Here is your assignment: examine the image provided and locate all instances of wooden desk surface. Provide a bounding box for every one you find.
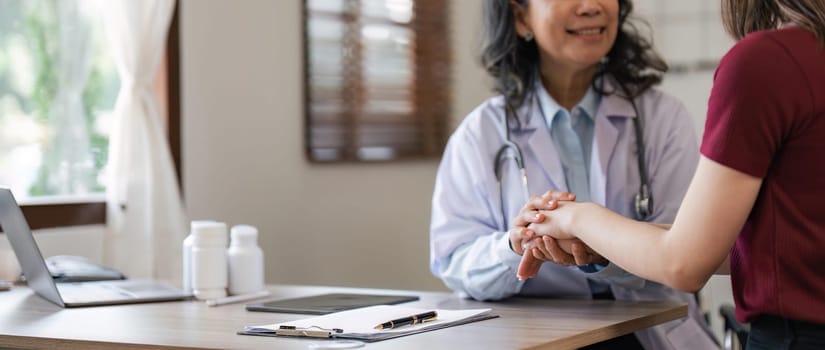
[0,284,686,350]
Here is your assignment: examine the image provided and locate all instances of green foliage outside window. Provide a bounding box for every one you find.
[0,0,119,199]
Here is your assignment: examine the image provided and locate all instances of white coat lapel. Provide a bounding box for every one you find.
[517,95,567,193]
[589,91,637,206]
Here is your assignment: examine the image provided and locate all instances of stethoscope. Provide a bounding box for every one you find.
[495,93,652,223]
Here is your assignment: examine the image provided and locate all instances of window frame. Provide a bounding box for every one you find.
[302,0,451,163]
[16,3,182,231]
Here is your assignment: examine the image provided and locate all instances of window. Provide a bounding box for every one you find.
[304,0,450,162]
[0,0,180,229]
[635,1,731,73]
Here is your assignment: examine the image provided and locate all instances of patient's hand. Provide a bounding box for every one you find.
[509,191,576,249]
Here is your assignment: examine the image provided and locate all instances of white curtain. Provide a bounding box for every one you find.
[48,0,95,195]
[100,0,185,281]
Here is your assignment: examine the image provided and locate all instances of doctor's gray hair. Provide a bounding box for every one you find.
[480,0,668,111]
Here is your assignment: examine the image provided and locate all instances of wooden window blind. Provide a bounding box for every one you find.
[304,0,450,162]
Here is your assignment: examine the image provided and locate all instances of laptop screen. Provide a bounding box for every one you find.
[0,188,65,306]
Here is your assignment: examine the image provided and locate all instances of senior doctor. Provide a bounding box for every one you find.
[429,0,716,349]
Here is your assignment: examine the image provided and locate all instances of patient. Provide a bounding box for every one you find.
[517,1,825,349]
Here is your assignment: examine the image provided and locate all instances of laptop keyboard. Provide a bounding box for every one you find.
[57,283,137,303]
[55,280,186,304]
[116,281,173,293]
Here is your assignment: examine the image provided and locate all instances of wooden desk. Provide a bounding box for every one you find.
[0,284,686,350]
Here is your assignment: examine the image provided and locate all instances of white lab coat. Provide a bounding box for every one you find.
[430,80,718,349]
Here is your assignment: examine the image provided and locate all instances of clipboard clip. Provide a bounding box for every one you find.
[276,325,344,338]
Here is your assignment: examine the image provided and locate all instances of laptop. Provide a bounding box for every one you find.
[1,187,190,307]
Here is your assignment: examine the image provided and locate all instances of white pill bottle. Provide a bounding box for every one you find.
[227,225,264,295]
[191,221,229,300]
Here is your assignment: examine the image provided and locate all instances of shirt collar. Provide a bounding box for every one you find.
[535,78,601,128]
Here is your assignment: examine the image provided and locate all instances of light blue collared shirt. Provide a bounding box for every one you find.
[536,82,600,202]
[536,83,608,291]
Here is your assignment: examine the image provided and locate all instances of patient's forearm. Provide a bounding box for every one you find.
[649,223,729,274]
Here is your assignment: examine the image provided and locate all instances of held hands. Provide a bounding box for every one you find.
[507,191,570,255]
[508,191,605,280]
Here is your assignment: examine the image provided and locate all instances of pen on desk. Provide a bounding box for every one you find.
[374,311,438,330]
[206,290,271,307]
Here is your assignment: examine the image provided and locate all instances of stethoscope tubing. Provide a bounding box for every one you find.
[494,93,652,227]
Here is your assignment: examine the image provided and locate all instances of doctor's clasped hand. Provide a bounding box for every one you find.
[511,192,596,248]
[512,190,604,280]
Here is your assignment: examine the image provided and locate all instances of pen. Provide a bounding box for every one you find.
[374,311,438,330]
[206,290,271,307]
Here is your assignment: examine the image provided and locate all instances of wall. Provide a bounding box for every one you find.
[179,0,490,291]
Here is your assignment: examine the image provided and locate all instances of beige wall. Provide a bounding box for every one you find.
[179,0,489,291]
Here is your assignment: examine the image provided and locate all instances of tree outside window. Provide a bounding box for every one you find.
[0,0,118,204]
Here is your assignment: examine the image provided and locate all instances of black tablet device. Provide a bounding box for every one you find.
[245,293,420,314]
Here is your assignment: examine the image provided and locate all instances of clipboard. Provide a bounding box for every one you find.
[271,325,343,338]
[239,305,497,342]
[245,293,419,314]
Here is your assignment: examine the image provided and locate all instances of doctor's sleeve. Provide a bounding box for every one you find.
[429,124,525,301]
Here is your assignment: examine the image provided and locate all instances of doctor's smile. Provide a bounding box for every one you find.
[566,27,605,35]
